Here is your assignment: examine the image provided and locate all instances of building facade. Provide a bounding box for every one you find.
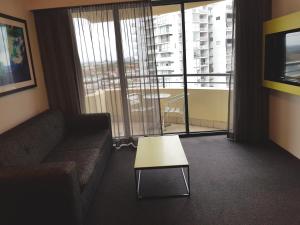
[153,0,233,89]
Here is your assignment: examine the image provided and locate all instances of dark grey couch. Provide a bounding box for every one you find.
[0,110,112,225]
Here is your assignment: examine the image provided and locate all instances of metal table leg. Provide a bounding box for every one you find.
[135,166,190,199]
[181,166,190,196]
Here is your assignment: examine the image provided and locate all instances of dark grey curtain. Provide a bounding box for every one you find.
[228,0,272,142]
[34,9,85,116]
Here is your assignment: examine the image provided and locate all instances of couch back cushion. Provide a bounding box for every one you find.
[0,110,65,166]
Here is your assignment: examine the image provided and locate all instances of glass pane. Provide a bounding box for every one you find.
[185,0,233,132]
[72,9,125,137]
[119,8,161,136]
[152,4,186,133]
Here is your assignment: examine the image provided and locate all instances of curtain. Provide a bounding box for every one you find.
[70,1,162,143]
[34,9,85,116]
[227,0,271,143]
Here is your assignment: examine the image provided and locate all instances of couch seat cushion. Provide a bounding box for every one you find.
[44,148,101,190]
[53,129,110,152]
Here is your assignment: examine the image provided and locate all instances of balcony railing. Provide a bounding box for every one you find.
[157,73,230,88]
[83,73,231,95]
[83,73,230,133]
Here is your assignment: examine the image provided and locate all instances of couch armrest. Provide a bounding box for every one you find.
[0,162,82,225]
[67,113,112,134]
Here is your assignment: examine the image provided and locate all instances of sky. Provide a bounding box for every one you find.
[73,15,142,63]
[286,31,300,47]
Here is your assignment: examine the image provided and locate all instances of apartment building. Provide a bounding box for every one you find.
[153,0,233,88]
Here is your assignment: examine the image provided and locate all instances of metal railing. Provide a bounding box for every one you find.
[82,73,231,93]
[157,73,231,88]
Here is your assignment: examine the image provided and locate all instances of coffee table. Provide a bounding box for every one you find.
[134,135,190,199]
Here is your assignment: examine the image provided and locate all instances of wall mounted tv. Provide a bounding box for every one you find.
[265,29,300,86]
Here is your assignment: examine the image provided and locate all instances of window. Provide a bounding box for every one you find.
[226,39,233,44]
[195,58,201,67]
[157,43,169,52]
[193,13,200,21]
[159,61,172,67]
[216,16,220,20]
[226,13,233,19]
[194,49,201,58]
[227,22,233,28]
[161,53,172,57]
[158,25,170,34]
[160,35,170,43]
[193,32,200,41]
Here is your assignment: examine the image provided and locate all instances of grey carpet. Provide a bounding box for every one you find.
[85,135,300,225]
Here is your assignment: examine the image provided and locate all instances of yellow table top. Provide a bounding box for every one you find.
[134,135,189,169]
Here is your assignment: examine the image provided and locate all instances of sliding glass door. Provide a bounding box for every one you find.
[72,0,234,137]
[71,3,161,140]
[152,4,186,133]
[184,1,233,133]
[153,0,233,135]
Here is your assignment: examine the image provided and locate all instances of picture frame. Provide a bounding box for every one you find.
[0,13,36,97]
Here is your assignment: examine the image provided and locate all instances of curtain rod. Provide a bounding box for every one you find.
[32,0,149,12]
[152,0,218,7]
[32,0,215,12]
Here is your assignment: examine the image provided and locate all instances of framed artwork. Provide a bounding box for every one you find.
[0,13,36,97]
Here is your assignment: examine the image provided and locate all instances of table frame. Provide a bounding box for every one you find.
[134,164,190,200]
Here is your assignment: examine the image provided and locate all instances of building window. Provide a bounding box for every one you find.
[193,32,200,41]
[195,59,201,67]
[160,35,170,43]
[226,39,233,44]
[193,13,200,21]
[200,15,206,20]
[216,16,220,20]
[161,53,172,57]
[226,13,233,19]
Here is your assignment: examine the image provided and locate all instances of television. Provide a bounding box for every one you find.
[265,29,300,85]
[285,31,300,82]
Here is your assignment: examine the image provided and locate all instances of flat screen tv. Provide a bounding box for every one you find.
[285,31,300,82]
[265,29,300,85]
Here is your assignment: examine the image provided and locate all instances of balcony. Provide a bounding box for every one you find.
[226,26,233,31]
[194,51,209,58]
[83,74,229,136]
[194,19,208,24]
[226,33,232,39]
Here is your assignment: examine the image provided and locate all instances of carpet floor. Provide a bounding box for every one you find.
[85,135,300,225]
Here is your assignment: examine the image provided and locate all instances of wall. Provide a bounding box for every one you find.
[269,0,300,158]
[0,0,49,134]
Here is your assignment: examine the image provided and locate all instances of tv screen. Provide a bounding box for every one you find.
[285,31,300,83]
[265,29,300,85]
[264,33,285,82]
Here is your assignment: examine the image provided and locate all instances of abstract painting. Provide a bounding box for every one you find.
[0,13,36,97]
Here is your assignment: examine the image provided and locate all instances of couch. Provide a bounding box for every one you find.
[0,110,112,225]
